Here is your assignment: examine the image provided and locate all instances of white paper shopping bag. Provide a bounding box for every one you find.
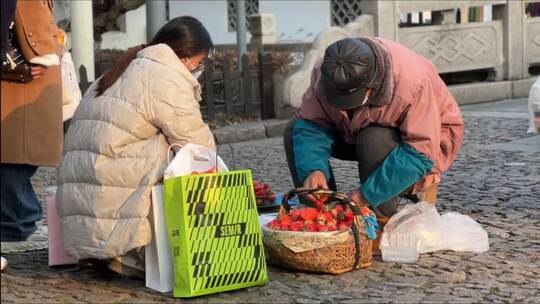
[145,185,174,292]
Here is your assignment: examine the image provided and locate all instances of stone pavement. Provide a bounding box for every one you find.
[2,98,539,303]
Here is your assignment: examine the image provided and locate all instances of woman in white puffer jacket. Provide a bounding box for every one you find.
[57,17,215,260]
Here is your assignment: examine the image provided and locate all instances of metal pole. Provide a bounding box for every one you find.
[236,0,248,107]
[70,0,95,81]
[236,0,247,71]
[146,0,167,42]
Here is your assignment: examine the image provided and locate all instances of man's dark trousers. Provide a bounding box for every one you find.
[283,119,405,217]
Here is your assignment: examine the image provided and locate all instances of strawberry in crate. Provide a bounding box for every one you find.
[253,180,276,206]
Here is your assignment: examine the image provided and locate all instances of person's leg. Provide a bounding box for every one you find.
[327,133,357,191]
[284,119,369,192]
[1,164,42,241]
[355,125,402,217]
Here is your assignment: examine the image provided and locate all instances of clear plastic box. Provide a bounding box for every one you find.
[380,232,421,263]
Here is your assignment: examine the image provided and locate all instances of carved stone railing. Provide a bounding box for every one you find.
[360,0,537,80]
[396,1,506,14]
[399,21,503,79]
[279,1,537,112]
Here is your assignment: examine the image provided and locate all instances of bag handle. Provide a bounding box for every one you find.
[166,143,184,164]
[278,188,360,215]
[278,188,366,269]
[166,143,235,174]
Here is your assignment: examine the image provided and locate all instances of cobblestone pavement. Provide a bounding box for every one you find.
[2,99,539,303]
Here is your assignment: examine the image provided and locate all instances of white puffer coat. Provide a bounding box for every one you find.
[57,44,215,259]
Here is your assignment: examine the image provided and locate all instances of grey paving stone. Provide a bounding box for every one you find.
[3,100,540,303]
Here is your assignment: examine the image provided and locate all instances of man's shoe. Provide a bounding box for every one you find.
[416,183,439,205]
[372,216,390,255]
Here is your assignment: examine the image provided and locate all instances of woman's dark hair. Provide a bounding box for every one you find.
[96,16,213,96]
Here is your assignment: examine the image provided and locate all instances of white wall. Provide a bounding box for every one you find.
[259,0,330,43]
[168,0,331,44]
[168,0,241,45]
[101,4,147,50]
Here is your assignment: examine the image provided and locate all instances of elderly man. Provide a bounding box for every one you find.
[284,37,463,217]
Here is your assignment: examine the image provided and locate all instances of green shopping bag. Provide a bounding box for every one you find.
[164,170,268,298]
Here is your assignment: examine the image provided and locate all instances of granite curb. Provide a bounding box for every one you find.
[214,95,534,145]
[213,119,290,144]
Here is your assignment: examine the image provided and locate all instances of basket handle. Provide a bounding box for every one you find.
[278,188,366,269]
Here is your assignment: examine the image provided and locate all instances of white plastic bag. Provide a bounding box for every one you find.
[438,212,489,253]
[383,202,441,254]
[61,52,82,121]
[383,202,490,257]
[527,77,540,134]
[259,212,278,227]
[163,143,228,179]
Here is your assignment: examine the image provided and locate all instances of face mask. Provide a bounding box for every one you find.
[191,67,204,80]
[185,57,205,79]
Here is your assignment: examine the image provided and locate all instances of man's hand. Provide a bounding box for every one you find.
[303,170,329,203]
[30,64,48,79]
[303,170,328,189]
[351,188,369,207]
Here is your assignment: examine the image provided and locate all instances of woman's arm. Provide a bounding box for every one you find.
[148,71,215,149]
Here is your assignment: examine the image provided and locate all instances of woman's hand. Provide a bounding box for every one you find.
[30,64,48,79]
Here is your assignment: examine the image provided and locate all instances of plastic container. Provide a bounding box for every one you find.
[380,232,421,263]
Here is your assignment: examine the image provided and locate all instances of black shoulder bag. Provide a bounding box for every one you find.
[1,24,32,83]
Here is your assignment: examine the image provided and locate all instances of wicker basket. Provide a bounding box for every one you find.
[262,188,373,274]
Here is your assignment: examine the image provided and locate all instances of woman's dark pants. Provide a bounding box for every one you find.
[1,164,42,241]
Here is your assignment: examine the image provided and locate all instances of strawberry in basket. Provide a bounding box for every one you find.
[266,189,377,235]
[262,188,378,274]
[253,180,276,206]
[267,204,357,232]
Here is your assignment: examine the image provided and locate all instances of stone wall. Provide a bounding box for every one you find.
[274,15,374,111]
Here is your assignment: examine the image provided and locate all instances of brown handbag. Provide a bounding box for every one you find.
[1,26,32,83]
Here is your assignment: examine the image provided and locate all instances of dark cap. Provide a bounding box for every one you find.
[321,38,377,110]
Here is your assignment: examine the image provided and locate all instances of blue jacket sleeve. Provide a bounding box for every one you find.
[360,142,434,207]
[292,119,335,182]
